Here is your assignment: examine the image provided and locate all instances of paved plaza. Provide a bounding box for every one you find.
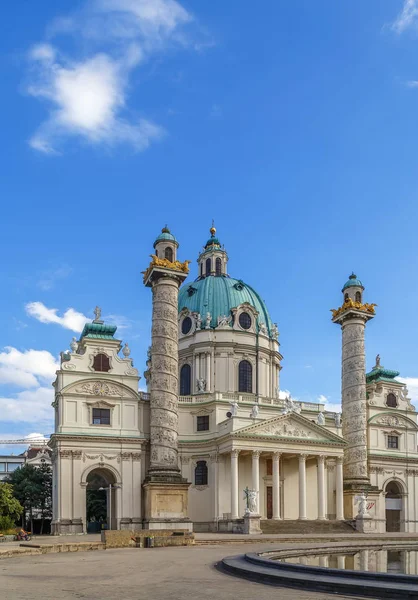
[1,542,367,600]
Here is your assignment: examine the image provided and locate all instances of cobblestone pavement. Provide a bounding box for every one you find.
[1,542,367,600]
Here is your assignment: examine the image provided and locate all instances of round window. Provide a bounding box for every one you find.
[181,317,192,335]
[239,312,252,330]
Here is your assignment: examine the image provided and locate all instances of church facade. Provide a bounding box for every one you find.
[50,227,418,534]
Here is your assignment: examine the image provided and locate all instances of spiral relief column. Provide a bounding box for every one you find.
[149,277,182,477]
[332,273,376,518]
[142,227,192,530]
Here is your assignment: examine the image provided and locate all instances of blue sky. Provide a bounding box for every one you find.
[1,0,418,448]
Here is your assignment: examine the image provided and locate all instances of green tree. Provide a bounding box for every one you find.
[7,464,52,534]
[0,482,23,529]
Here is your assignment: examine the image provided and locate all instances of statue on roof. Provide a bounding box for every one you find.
[375,354,381,368]
[93,306,104,324]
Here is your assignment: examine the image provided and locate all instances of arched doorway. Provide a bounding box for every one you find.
[86,468,117,533]
[385,481,403,532]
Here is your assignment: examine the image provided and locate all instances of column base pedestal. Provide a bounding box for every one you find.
[143,481,193,532]
[51,518,84,535]
[343,484,377,520]
[356,516,375,534]
[243,514,262,534]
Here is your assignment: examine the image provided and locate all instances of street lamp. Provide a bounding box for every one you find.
[98,484,120,530]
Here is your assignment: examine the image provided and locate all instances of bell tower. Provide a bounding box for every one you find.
[332,274,377,513]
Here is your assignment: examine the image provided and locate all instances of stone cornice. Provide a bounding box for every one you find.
[49,433,147,446]
[368,453,418,463]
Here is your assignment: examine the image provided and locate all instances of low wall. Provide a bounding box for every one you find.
[0,535,15,543]
[102,529,194,548]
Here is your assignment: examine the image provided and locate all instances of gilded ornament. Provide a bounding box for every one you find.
[330,298,377,319]
[142,254,191,282]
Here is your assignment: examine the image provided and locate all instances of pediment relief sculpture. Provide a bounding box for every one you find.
[234,412,346,444]
[253,419,319,439]
[67,380,138,399]
[372,414,417,429]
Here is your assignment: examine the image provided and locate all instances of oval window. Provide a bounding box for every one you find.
[239,312,252,330]
[182,317,192,335]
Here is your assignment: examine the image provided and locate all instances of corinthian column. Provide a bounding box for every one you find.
[298,454,307,520]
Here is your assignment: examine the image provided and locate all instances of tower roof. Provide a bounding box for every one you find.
[79,322,117,340]
[204,224,222,251]
[153,226,179,248]
[366,366,400,384]
[366,356,400,383]
[342,272,364,292]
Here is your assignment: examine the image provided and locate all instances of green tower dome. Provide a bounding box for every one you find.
[342,272,364,292]
[153,226,179,248]
[178,276,274,335]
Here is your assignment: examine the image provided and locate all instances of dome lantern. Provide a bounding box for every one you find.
[342,272,364,304]
[197,223,228,278]
[153,226,179,263]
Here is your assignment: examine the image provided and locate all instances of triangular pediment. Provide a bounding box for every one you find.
[233,412,345,446]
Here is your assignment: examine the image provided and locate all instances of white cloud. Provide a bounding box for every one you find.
[25,301,88,333]
[317,394,341,413]
[104,313,132,330]
[0,366,38,388]
[392,0,418,33]
[0,347,59,381]
[397,377,418,405]
[29,43,56,63]
[0,387,54,424]
[26,0,194,153]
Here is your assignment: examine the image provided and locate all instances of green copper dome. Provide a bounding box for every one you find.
[342,272,364,292]
[153,226,178,248]
[178,275,274,335]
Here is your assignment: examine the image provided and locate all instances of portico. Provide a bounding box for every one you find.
[226,448,344,521]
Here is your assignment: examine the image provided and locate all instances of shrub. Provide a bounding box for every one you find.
[0,515,17,532]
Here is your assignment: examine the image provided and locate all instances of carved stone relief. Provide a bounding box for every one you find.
[340,320,369,481]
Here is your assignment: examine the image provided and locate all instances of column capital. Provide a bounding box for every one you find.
[231,449,240,458]
[336,455,344,465]
[273,451,281,462]
[317,454,326,465]
[298,453,308,463]
[252,450,261,459]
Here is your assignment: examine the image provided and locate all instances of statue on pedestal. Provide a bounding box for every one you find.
[197,378,206,392]
[251,403,259,419]
[317,412,325,426]
[243,487,258,514]
[355,492,370,518]
[230,400,239,416]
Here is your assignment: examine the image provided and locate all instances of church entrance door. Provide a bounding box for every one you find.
[266,486,273,519]
[385,481,402,533]
[86,468,117,533]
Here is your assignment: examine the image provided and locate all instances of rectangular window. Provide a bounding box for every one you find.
[266,458,272,476]
[7,463,21,472]
[92,408,111,425]
[197,415,210,431]
[388,435,399,449]
[0,463,5,472]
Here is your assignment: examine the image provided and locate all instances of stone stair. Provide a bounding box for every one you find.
[260,519,356,535]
